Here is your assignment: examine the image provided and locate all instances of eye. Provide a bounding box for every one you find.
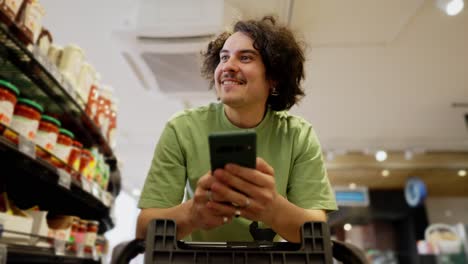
[240,55,253,62]
[220,55,229,62]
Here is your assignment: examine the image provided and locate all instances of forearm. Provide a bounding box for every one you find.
[136,200,194,239]
[269,196,327,243]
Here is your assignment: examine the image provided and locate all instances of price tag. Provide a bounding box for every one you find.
[57,169,71,189]
[92,182,101,199]
[81,178,92,193]
[101,191,113,207]
[18,135,36,159]
[53,239,66,256]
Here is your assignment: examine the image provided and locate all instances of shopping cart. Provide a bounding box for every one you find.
[111,219,368,264]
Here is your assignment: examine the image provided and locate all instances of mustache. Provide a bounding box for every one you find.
[220,73,246,83]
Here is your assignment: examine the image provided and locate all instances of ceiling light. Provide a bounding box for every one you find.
[447,0,464,15]
[458,169,467,177]
[344,223,352,231]
[404,150,414,160]
[381,169,390,177]
[437,0,465,16]
[349,183,357,190]
[375,150,387,162]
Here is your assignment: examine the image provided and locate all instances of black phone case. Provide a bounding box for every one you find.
[209,131,256,171]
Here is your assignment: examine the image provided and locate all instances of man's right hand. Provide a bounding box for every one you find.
[189,171,238,230]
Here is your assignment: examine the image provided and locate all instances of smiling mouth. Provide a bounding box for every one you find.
[221,80,245,85]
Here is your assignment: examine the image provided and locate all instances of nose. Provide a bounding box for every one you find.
[221,57,239,72]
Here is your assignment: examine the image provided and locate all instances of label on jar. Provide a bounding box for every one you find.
[10,115,39,140]
[85,232,97,247]
[75,232,85,244]
[0,100,14,126]
[72,57,82,80]
[54,143,72,163]
[4,0,23,15]
[35,130,58,152]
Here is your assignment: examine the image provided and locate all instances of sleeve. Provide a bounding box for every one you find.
[138,122,187,209]
[287,125,338,212]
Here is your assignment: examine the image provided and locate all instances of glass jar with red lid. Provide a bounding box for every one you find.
[35,115,61,152]
[68,140,82,173]
[6,97,43,142]
[79,149,94,181]
[84,220,99,252]
[0,79,20,126]
[53,128,74,163]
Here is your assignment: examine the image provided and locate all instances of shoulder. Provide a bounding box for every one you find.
[167,103,219,127]
[269,110,320,146]
[270,110,313,131]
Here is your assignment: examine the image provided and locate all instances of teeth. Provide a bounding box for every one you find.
[223,80,240,85]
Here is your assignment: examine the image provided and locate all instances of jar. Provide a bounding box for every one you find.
[47,44,62,66]
[0,79,20,126]
[36,27,52,56]
[94,85,112,136]
[107,99,117,147]
[84,220,99,252]
[68,140,82,173]
[68,217,80,245]
[85,84,99,120]
[77,219,87,243]
[58,44,84,91]
[79,149,94,181]
[35,115,60,152]
[76,62,96,104]
[7,97,43,142]
[69,219,87,254]
[0,0,24,26]
[53,128,74,162]
[13,0,45,45]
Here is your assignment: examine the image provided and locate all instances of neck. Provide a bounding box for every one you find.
[224,103,267,128]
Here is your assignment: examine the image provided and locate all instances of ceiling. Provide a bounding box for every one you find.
[39,0,468,196]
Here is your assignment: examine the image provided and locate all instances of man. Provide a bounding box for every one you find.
[136,16,337,242]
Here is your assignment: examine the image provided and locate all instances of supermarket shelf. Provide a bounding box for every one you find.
[0,133,114,233]
[0,22,116,164]
[1,243,100,264]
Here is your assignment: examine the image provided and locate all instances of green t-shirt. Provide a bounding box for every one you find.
[138,103,337,241]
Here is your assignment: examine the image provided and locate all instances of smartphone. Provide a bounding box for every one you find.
[209,131,256,171]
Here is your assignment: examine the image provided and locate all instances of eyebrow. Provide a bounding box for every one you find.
[220,49,259,56]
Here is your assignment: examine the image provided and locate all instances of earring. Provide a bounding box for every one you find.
[271,87,279,96]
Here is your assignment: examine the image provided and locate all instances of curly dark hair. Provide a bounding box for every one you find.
[201,16,306,111]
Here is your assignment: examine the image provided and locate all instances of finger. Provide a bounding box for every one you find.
[202,215,231,229]
[223,164,274,189]
[196,171,215,190]
[202,210,233,229]
[213,169,257,196]
[211,181,251,206]
[206,201,237,216]
[255,157,274,176]
[193,185,209,203]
